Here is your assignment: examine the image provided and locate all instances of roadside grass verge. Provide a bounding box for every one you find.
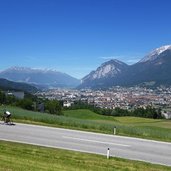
[0,140,171,171]
[0,106,171,142]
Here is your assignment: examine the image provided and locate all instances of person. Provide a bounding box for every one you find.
[3,110,11,123]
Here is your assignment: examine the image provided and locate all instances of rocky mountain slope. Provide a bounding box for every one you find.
[80,59,129,89]
[79,45,171,89]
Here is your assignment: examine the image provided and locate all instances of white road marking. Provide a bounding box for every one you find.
[63,136,131,147]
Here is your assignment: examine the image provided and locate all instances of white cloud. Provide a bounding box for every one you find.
[125,58,141,65]
[100,56,122,60]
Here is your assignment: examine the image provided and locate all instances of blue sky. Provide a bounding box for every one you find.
[0,0,171,79]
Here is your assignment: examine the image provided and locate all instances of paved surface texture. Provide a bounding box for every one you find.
[0,122,171,166]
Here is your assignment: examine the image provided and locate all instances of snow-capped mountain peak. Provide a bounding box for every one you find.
[6,66,31,71]
[139,45,171,63]
[156,45,171,54]
[1,66,62,74]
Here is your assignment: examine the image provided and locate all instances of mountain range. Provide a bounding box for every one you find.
[0,78,38,93]
[0,45,171,90]
[0,67,80,89]
[79,45,171,89]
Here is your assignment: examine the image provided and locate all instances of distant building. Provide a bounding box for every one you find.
[63,101,72,107]
[6,91,24,99]
[161,111,171,119]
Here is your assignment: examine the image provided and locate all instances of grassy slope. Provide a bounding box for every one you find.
[0,141,171,171]
[64,109,117,120]
[0,106,171,142]
[64,109,171,141]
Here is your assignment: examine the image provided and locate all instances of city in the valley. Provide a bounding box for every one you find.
[36,86,171,119]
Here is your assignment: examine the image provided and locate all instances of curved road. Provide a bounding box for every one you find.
[0,122,171,166]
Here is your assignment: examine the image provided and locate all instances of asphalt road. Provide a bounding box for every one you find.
[0,122,171,166]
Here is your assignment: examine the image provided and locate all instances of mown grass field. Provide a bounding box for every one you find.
[0,106,171,142]
[0,141,171,171]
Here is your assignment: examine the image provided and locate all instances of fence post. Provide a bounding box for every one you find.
[114,126,116,135]
[107,148,110,159]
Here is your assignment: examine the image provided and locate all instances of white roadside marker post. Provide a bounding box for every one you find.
[114,126,116,135]
[107,148,110,159]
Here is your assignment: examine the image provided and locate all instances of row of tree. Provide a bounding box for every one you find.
[0,91,16,105]
[65,100,163,119]
[0,90,62,115]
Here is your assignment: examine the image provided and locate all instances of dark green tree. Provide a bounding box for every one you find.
[45,100,62,115]
[0,91,6,104]
[17,98,33,110]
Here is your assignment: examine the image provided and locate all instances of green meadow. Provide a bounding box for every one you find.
[0,106,171,142]
[0,141,171,171]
